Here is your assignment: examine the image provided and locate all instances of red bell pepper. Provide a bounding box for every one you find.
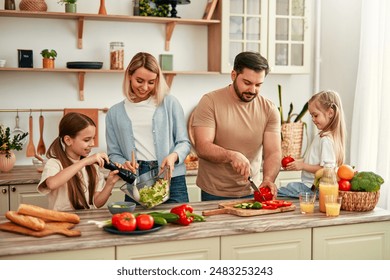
[262,200,293,209]
[170,204,194,226]
[254,186,273,202]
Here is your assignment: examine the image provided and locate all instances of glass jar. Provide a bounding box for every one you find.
[110,42,124,70]
[319,162,339,213]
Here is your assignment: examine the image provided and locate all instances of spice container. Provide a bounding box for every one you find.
[110,42,124,70]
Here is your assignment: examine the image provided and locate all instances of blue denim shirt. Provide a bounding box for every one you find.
[105,95,190,178]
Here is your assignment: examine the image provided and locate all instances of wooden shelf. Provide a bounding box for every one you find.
[0,68,219,100]
[0,10,220,50]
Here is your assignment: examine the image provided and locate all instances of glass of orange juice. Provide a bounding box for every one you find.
[299,192,316,214]
[325,195,342,217]
[319,183,339,212]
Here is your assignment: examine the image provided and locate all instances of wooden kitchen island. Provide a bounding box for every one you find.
[1,199,389,260]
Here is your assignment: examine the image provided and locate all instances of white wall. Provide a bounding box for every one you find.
[319,0,362,163]
[0,0,348,166]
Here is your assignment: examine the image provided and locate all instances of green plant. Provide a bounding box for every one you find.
[40,49,57,59]
[277,84,308,124]
[0,125,28,158]
[139,0,170,17]
[58,0,77,4]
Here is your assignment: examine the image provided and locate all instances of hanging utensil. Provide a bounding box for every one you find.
[26,111,36,157]
[36,111,46,155]
[10,110,27,145]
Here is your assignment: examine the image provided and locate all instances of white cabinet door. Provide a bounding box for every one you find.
[117,237,220,260]
[186,175,201,202]
[313,221,390,260]
[221,228,311,260]
[9,184,48,211]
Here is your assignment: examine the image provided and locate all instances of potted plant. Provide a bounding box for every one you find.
[277,84,309,159]
[40,49,57,69]
[58,0,77,13]
[0,125,28,172]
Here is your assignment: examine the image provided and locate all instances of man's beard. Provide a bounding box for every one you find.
[233,79,257,102]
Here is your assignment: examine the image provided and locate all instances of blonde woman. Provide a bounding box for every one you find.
[278,90,347,197]
[106,52,191,203]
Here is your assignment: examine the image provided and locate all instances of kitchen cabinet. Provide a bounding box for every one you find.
[186,174,201,202]
[275,170,301,187]
[0,183,48,215]
[313,221,390,260]
[0,10,220,100]
[219,0,311,74]
[221,228,311,260]
[116,237,220,260]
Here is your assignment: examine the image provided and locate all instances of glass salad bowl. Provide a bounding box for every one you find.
[120,167,170,209]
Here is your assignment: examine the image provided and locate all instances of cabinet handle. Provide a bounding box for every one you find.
[1,188,7,194]
[11,186,16,192]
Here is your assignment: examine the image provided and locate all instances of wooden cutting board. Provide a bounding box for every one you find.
[202,199,296,217]
[0,221,81,237]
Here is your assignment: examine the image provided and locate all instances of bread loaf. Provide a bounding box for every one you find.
[17,204,80,224]
[5,211,45,231]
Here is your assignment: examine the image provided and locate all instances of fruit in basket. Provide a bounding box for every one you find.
[338,179,352,191]
[337,164,355,180]
[350,171,384,192]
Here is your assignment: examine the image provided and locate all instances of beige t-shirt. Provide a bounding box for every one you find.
[192,85,280,197]
[37,158,105,211]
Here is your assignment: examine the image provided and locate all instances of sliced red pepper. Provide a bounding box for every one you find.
[261,204,278,210]
[170,204,194,226]
[263,200,293,208]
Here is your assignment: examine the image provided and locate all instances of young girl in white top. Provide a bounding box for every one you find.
[38,112,121,211]
[278,90,347,197]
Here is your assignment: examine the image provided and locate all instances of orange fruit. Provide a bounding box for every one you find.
[337,164,355,180]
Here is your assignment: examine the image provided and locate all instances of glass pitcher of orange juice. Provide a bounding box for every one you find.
[319,162,338,213]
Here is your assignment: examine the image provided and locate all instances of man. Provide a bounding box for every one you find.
[192,51,281,201]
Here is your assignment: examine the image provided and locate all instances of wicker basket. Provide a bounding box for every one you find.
[339,190,380,211]
[19,0,47,12]
[281,122,304,159]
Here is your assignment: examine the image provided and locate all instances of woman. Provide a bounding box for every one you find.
[105,52,191,203]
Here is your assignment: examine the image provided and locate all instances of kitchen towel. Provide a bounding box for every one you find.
[63,108,99,147]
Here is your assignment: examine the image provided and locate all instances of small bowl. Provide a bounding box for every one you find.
[120,167,170,209]
[32,158,47,173]
[107,201,136,214]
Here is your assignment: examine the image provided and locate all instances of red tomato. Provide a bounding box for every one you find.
[281,156,295,168]
[136,214,154,231]
[338,179,352,191]
[112,212,136,232]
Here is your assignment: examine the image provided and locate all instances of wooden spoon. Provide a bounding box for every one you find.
[36,112,46,155]
[26,114,36,157]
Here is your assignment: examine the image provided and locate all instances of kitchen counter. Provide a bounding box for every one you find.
[1,199,390,260]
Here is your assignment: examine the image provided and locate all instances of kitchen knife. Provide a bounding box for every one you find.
[248,176,266,201]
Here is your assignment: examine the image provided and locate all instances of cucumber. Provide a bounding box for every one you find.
[152,216,168,226]
[147,212,179,223]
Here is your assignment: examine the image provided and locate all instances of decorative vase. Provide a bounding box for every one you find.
[42,58,55,69]
[0,151,16,172]
[99,0,107,15]
[19,0,47,12]
[65,3,77,13]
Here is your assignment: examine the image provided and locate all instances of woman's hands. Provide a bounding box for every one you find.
[161,152,178,178]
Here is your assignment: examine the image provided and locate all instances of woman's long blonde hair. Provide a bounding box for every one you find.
[309,90,346,166]
[123,52,169,106]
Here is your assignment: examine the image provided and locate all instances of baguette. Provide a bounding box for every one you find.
[5,211,45,231]
[17,204,80,224]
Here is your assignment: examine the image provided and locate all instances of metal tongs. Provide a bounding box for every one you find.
[248,176,266,201]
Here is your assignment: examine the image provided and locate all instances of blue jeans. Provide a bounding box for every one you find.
[201,190,253,201]
[124,161,189,204]
[277,182,318,198]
